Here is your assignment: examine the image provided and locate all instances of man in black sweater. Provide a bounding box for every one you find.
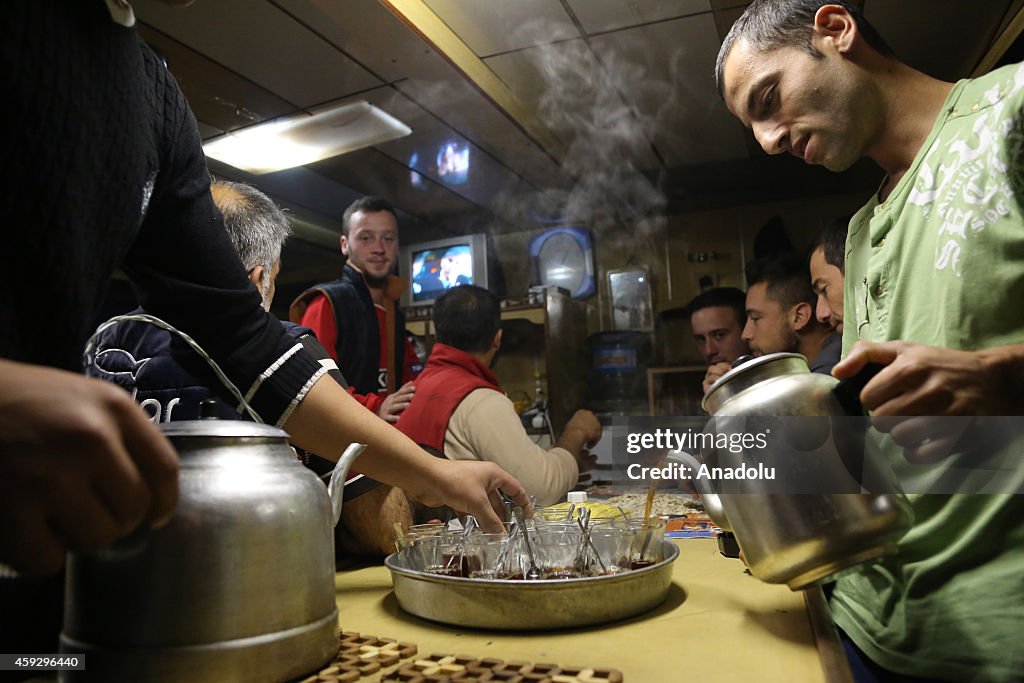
[0,1,528,658]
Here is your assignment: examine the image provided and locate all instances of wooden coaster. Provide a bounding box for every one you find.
[381,654,624,683]
[295,630,418,682]
[294,631,623,683]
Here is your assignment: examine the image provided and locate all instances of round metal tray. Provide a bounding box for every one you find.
[384,540,679,630]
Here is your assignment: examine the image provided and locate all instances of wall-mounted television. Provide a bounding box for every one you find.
[400,233,490,308]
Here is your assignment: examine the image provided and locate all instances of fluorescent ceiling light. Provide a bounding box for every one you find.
[203,101,412,174]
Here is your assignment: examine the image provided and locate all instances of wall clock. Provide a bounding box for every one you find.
[528,227,596,299]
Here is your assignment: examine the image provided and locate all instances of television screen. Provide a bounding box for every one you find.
[410,243,474,302]
[401,233,489,308]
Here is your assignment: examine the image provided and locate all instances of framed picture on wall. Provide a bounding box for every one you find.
[608,267,653,331]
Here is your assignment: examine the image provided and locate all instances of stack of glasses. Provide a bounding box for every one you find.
[394,513,666,580]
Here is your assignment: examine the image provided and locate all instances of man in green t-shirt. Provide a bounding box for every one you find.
[716,1,1024,681]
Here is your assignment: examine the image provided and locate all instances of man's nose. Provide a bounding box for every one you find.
[702,340,716,360]
[753,120,788,155]
[741,320,754,342]
[816,296,831,324]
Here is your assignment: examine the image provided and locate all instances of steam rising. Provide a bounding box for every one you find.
[494,24,673,243]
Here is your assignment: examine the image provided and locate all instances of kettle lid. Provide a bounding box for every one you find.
[160,419,289,440]
[702,352,810,414]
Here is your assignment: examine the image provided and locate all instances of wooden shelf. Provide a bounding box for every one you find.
[648,365,707,416]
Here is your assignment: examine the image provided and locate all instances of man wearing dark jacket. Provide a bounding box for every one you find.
[290,197,420,423]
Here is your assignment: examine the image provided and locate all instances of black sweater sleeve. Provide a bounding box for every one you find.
[120,42,323,426]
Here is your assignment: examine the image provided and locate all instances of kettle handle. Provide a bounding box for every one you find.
[664,452,731,532]
[832,363,886,416]
[328,443,368,527]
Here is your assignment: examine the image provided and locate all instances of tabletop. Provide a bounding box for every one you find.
[331,538,839,683]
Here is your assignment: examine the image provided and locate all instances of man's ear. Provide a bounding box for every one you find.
[791,302,813,332]
[813,4,857,54]
[493,328,503,351]
[339,233,349,257]
[248,265,265,289]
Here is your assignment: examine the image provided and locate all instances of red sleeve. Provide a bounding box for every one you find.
[349,387,384,415]
[298,294,338,361]
[403,335,422,381]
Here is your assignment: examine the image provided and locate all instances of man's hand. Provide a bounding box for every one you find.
[0,360,179,575]
[832,341,1024,462]
[574,447,598,474]
[378,382,416,423]
[564,410,602,448]
[410,458,531,532]
[553,410,602,482]
[833,340,1017,416]
[703,361,731,394]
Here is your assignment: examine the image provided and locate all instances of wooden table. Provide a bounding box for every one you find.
[333,538,848,682]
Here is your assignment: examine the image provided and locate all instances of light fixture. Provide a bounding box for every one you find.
[202,101,412,174]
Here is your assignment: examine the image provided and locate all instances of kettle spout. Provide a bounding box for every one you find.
[665,451,732,531]
[328,443,368,527]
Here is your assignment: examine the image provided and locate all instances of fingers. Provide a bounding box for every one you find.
[495,470,531,515]
[380,384,416,422]
[874,416,971,464]
[0,366,180,574]
[577,450,598,473]
[108,394,180,528]
[703,362,730,393]
[832,341,903,380]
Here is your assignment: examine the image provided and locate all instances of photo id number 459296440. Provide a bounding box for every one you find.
[0,654,85,671]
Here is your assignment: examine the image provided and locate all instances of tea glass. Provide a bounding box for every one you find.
[532,528,583,579]
[629,518,666,569]
[587,527,635,575]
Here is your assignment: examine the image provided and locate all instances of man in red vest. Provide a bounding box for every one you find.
[397,285,600,507]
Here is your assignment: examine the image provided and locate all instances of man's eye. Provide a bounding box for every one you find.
[762,86,776,113]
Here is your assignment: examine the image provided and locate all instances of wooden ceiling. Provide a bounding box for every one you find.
[132,0,1023,285]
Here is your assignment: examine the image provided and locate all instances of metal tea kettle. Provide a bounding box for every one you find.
[668,352,913,590]
[60,419,366,683]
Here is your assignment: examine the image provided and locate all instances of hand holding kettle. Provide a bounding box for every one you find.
[675,352,914,590]
[834,340,1020,462]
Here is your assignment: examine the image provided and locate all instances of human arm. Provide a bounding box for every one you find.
[122,73,527,530]
[284,379,530,530]
[833,340,1024,416]
[445,390,579,507]
[0,360,179,575]
[554,409,601,477]
[832,340,1024,462]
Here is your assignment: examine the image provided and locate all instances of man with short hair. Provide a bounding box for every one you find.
[809,217,849,334]
[718,1,1024,679]
[743,253,840,373]
[290,196,419,423]
[89,180,411,558]
[396,286,600,507]
[686,287,750,393]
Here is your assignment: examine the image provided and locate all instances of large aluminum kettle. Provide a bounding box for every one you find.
[669,352,913,590]
[60,419,366,683]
